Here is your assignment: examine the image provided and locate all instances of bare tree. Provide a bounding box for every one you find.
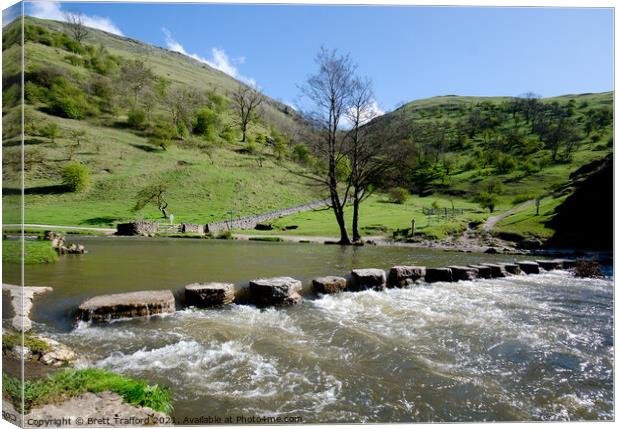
[230,83,264,142]
[64,12,89,43]
[121,59,156,105]
[298,47,357,245]
[345,77,385,242]
[164,86,202,131]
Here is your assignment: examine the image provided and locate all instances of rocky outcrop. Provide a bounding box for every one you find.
[78,290,176,322]
[185,283,234,307]
[312,276,347,294]
[387,266,426,287]
[518,261,540,274]
[249,277,302,306]
[448,266,478,281]
[37,337,77,367]
[425,268,453,283]
[2,284,53,332]
[350,269,387,291]
[468,265,492,279]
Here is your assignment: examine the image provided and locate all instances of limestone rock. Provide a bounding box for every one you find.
[448,266,478,281]
[249,277,302,306]
[425,267,453,283]
[312,276,347,294]
[503,263,522,275]
[37,337,77,367]
[78,290,176,322]
[387,266,426,287]
[468,265,492,279]
[185,283,235,307]
[518,261,540,274]
[481,263,507,278]
[536,260,564,271]
[350,269,387,291]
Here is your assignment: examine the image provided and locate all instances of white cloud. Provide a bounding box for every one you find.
[162,28,255,86]
[341,99,385,129]
[29,2,124,36]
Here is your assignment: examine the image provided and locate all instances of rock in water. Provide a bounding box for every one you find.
[351,269,387,290]
[185,283,235,307]
[482,263,507,278]
[503,263,522,275]
[425,268,453,283]
[468,265,492,279]
[387,266,426,287]
[518,261,540,274]
[312,276,347,294]
[536,260,564,271]
[78,290,176,322]
[448,266,478,281]
[249,277,302,306]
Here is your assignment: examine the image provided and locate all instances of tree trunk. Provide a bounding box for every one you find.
[242,123,247,142]
[352,191,361,242]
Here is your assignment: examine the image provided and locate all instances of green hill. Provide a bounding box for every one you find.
[2,16,318,227]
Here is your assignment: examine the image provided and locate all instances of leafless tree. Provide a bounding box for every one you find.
[345,77,385,242]
[164,86,202,130]
[230,83,264,142]
[120,58,156,105]
[64,12,89,43]
[298,47,357,245]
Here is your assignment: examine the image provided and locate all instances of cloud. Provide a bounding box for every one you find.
[29,2,124,36]
[341,99,385,129]
[162,28,255,86]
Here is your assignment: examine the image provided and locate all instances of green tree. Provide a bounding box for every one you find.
[62,162,90,192]
[474,192,498,213]
[42,122,61,145]
[133,183,170,219]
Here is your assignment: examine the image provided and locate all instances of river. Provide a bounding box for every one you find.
[3,237,614,422]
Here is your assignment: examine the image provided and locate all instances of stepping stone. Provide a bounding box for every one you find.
[448,266,478,281]
[503,263,522,275]
[249,277,302,306]
[78,290,175,322]
[312,276,347,294]
[536,260,564,271]
[351,269,387,291]
[185,282,235,307]
[425,267,453,283]
[469,265,492,279]
[387,266,426,288]
[560,259,577,269]
[518,261,540,274]
[481,263,507,278]
[2,284,53,332]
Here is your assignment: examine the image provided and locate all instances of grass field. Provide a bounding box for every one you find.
[2,239,59,264]
[493,194,568,240]
[237,193,490,240]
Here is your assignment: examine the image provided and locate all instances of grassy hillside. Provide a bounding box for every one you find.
[2,17,318,227]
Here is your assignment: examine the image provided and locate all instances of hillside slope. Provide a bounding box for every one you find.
[2,16,319,227]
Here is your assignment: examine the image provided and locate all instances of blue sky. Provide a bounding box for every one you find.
[21,1,614,111]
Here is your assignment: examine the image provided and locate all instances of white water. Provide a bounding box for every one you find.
[43,271,613,422]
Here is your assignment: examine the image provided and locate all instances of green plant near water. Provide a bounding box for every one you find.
[2,240,58,264]
[2,332,51,356]
[2,369,173,414]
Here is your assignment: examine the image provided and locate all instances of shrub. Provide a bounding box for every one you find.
[192,108,221,139]
[64,54,83,67]
[293,144,310,163]
[473,192,498,213]
[219,126,236,144]
[511,194,536,205]
[573,259,604,278]
[127,108,147,130]
[494,153,516,174]
[61,162,91,192]
[387,187,410,204]
[148,119,177,150]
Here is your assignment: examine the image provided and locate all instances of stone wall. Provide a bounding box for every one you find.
[181,223,205,234]
[116,221,159,236]
[206,199,330,233]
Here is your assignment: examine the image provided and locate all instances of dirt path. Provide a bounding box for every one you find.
[483,200,536,232]
[3,224,116,234]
